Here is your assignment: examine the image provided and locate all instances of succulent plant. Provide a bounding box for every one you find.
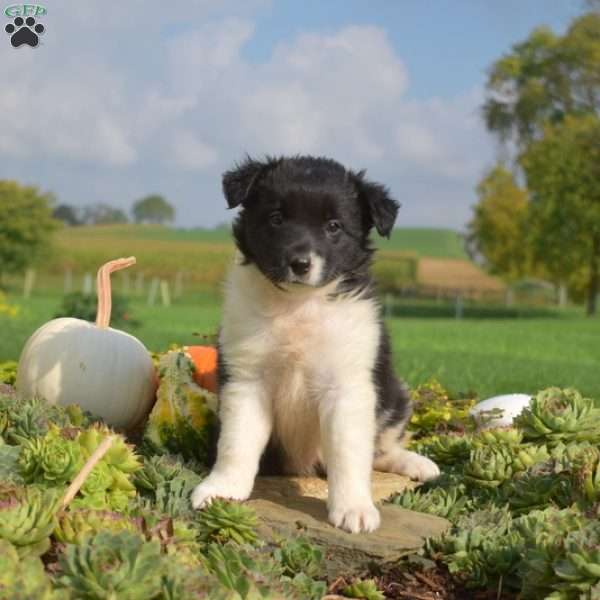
[18,426,83,486]
[516,506,588,599]
[53,509,138,545]
[428,506,521,588]
[282,573,326,600]
[196,499,259,546]
[471,427,524,447]
[0,484,60,558]
[273,537,323,579]
[57,531,164,600]
[78,426,142,474]
[410,433,472,465]
[134,454,187,493]
[0,443,22,483]
[0,394,91,446]
[203,542,288,599]
[551,520,600,596]
[502,461,572,513]
[0,539,65,600]
[343,579,385,600]
[392,484,473,522]
[464,445,515,488]
[515,388,600,445]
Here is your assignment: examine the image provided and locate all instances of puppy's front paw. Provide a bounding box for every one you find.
[396,450,440,482]
[329,500,381,534]
[191,473,253,509]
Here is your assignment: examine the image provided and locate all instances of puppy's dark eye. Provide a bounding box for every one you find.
[269,212,283,226]
[326,220,341,234]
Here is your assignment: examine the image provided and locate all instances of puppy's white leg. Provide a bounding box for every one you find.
[374,425,440,482]
[191,380,271,509]
[320,380,380,534]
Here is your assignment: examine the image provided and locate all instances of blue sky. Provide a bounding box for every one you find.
[0,0,585,231]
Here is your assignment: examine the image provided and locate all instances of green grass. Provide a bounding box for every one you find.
[2,292,598,400]
[374,227,468,259]
[388,313,600,399]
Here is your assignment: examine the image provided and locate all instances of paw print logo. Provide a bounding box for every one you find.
[5,16,45,48]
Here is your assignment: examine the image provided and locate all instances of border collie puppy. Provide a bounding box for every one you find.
[191,155,439,533]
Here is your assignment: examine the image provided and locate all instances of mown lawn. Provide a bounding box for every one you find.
[2,292,598,400]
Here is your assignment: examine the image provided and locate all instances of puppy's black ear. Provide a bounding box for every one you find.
[351,170,400,238]
[222,156,279,209]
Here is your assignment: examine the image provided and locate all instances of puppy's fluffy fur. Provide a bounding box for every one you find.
[192,156,439,533]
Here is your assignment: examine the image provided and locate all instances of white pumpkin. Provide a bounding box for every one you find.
[16,257,156,430]
[470,393,532,429]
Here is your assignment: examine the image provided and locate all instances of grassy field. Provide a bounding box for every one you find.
[2,291,598,399]
[55,224,468,259]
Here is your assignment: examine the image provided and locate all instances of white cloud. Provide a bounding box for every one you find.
[0,2,493,228]
[169,131,218,170]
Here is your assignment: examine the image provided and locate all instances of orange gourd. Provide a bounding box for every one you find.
[184,345,218,393]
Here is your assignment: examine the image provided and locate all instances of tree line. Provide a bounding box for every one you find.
[468,8,600,315]
[52,194,175,226]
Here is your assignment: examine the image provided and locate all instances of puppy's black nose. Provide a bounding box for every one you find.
[290,256,311,276]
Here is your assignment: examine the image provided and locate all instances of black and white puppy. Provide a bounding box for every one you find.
[191,155,439,533]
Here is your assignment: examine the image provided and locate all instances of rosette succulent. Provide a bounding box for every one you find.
[0,484,60,558]
[427,506,521,588]
[516,506,588,599]
[411,433,472,465]
[53,509,138,545]
[196,499,259,545]
[274,537,323,579]
[0,540,64,600]
[57,531,164,600]
[471,427,523,447]
[0,394,90,446]
[464,445,515,488]
[18,426,83,486]
[515,388,600,445]
[78,426,141,474]
[503,461,572,513]
[343,579,385,600]
[551,521,600,596]
[392,485,473,522]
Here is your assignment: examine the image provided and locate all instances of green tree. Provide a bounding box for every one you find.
[81,204,128,225]
[483,12,600,147]
[53,204,80,226]
[0,181,59,284]
[520,115,600,315]
[467,165,531,280]
[132,195,174,225]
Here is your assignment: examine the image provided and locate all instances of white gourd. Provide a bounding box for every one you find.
[16,257,157,430]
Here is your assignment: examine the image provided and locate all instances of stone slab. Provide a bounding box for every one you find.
[248,471,449,577]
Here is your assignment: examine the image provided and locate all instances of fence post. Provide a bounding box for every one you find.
[23,269,36,299]
[147,278,159,306]
[160,280,171,307]
[455,294,464,320]
[82,273,93,295]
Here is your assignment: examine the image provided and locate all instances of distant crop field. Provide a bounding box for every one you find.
[375,227,468,259]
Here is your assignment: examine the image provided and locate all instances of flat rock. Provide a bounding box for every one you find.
[252,470,417,503]
[249,471,449,577]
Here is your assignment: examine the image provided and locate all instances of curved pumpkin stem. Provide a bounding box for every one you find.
[96,257,136,329]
